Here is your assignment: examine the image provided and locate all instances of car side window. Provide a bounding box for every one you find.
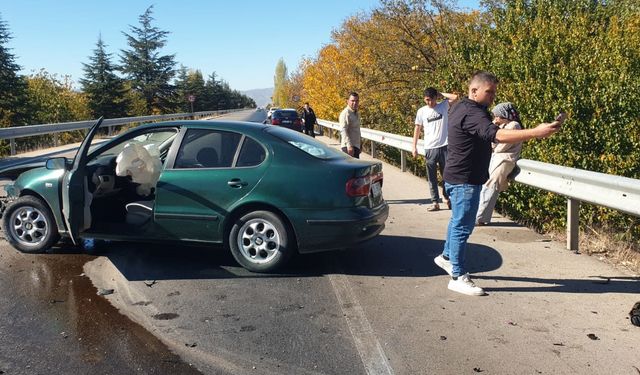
[236,137,266,167]
[174,129,241,169]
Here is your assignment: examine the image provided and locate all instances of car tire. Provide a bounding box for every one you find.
[228,210,294,273]
[2,196,60,253]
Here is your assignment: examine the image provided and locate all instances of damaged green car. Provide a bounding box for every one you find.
[1,119,388,272]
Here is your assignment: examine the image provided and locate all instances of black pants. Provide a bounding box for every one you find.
[304,122,315,137]
[341,146,361,159]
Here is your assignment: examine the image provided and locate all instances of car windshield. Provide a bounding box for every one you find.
[265,126,345,160]
[91,130,177,159]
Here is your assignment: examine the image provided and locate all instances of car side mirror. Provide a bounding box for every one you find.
[46,157,69,170]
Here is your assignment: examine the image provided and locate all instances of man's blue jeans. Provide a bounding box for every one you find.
[442,183,481,277]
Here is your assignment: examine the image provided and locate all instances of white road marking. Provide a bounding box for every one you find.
[328,273,395,375]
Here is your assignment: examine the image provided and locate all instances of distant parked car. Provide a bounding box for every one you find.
[270,109,303,132]
[1,119,388,272]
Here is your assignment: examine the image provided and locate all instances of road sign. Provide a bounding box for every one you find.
[188,95,195,103]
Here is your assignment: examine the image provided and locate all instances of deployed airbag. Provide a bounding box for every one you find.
[115,141,161,196]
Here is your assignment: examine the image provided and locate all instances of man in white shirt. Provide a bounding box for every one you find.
[339,92,362,158]
[412,87,458,211]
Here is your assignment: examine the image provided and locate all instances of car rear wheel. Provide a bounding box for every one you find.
[228,210,294,272]
[2,196,60,253]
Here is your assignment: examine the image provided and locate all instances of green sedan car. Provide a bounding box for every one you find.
[2,119,388,272]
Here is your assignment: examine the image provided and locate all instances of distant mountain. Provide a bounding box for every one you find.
[241,87,273,108]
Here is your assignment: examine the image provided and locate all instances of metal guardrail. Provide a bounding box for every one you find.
[0,109,241,155]
[317,118,640,251]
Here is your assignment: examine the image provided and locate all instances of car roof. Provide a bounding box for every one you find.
[131,120,270,135]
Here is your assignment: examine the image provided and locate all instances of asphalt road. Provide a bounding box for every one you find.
[1,109,639,374]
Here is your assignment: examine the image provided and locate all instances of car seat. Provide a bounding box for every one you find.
[115,142,161,226]
[125,200,153,225]
[196,147,219,168]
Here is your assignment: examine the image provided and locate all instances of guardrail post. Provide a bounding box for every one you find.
[400,150,406,172]
[53,133,59,147]
[371,140,376,159]
[567,198,580,251]
[108,126,113,137]
[10,138,16,156]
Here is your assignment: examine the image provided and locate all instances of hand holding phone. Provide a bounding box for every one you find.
[555,112,567,124]
[551,112,567,129]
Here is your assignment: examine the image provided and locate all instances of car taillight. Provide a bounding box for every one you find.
[272,118,281,125]
[371,171,383,185]
[346,175,371,197]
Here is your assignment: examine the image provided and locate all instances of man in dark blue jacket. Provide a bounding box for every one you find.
[434,71,566,296]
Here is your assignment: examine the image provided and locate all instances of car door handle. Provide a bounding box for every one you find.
[227,179,248,188]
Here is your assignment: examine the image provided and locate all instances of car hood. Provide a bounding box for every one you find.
[0,159,48,180]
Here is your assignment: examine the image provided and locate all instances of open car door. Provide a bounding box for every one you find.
[61,117,104,245]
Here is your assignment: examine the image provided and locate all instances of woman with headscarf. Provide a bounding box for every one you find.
[476,102,523,225]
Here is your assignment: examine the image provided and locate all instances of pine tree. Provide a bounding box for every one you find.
[119,5,176,114]
[80,36,128,119]
[204,72,222,110]
[174,66,207,112]
[0,14,27,127]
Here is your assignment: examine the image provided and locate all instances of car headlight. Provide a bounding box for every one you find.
[4,183,17,197]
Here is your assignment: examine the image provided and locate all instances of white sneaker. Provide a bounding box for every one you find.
[448,273,485,296]
[434,255,453,276]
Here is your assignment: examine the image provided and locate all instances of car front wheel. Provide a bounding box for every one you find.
[2,196,60,253]
[228,210,294,272]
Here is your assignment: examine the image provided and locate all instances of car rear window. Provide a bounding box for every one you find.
[274,110,298,119]
[265,127,345,160]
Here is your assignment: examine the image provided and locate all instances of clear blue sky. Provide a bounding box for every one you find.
[1,0,479,92]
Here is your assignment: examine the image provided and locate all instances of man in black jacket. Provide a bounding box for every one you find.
[301,102,317,138]
[433,71,566,296]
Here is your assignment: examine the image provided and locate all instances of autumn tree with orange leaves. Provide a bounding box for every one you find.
[282,0,640,242]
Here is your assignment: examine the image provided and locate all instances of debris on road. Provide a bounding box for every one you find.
[587,333,600,340]
[144,280,157,288]
[152,313,179,320]
[97,288,114,296]
[630,302,640,327]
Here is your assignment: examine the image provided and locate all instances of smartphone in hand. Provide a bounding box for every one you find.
[551,112,567,129]
[555,112,567,123]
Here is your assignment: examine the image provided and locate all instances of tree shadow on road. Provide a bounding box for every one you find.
[285,234,503,278]
[19,234,639,294]
[475,274,640,294]
[79,234,504,281]
[384,198,430,205]
[96,242,246,281]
